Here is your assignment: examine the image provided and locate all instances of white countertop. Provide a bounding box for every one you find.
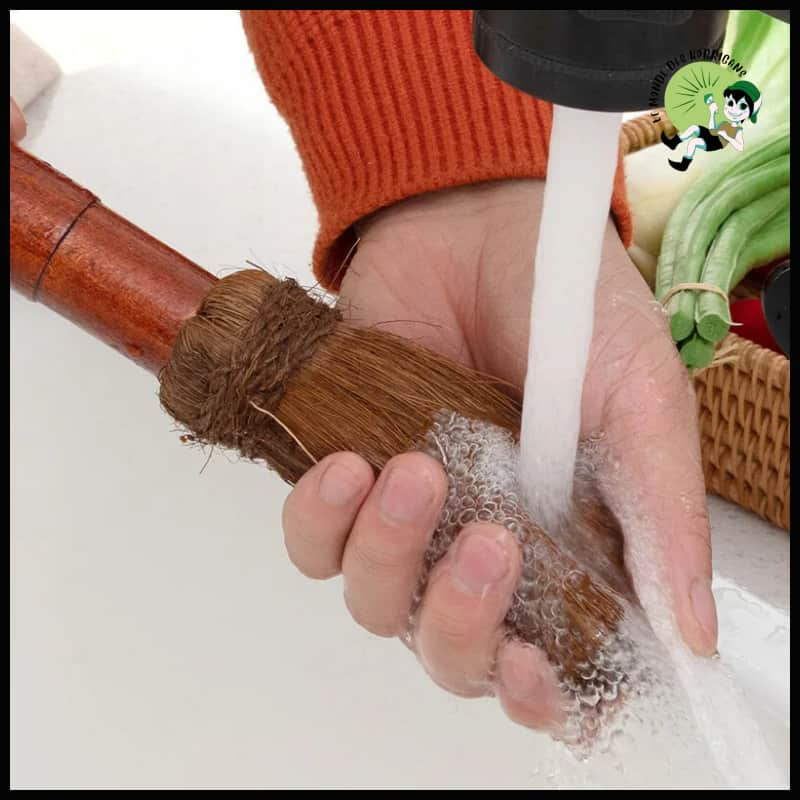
[10,10,789,789]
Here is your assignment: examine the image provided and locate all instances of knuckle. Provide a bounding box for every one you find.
[384,451,447,491]
[282,502,345,581]
[343,589,403,638]
[417,613,493,695]
[281,483,319,541]
[283,533,340,581]
[347,534,420,581]
[675,491,712,550]
[421,602,476,655]
[285,518,331,554]
[283,515,327,556]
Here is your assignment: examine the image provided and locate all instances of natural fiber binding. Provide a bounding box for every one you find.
[660,282,734,307]
[621,112,790,531]
[659,283,743,335]
[660,282,743,330]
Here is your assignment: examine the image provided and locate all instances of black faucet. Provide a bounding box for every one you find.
[473,11,789,111]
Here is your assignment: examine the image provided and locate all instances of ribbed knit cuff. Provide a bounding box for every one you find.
[242,10,632,291]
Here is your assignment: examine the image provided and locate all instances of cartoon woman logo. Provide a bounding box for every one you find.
[661,67,762,172]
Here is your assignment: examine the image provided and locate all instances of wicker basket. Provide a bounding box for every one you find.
[622,114,790,531]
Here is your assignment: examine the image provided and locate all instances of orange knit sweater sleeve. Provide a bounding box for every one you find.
[241,10,632,292]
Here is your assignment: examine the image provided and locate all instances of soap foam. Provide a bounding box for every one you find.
[411,412,787,788]
[412,412,668,756]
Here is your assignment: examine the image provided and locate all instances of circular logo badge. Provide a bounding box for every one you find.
[656,60,761,171]
[664,62,736,133]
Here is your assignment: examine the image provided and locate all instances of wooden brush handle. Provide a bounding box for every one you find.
[10,144,217,373]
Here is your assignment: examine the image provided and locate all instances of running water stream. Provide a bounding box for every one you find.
[518,105,621,531]
[517,105,787,787]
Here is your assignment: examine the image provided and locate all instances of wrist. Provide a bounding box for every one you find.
[357,178,627,275]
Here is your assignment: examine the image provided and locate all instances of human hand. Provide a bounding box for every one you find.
[10,97,27,142]
[282,179,717,731]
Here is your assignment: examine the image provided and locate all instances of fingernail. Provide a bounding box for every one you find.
[379,466,435,524]
[318,462,364,507]
[690,577,718,646]
[452,528,509,596]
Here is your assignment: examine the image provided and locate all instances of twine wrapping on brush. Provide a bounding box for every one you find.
[159,269,524,485]
[161,276,340,482]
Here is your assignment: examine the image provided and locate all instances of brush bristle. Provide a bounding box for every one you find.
[159,270,638,743]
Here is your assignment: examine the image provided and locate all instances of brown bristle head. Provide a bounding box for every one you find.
[159,270,638,739]
[160,269,522,483]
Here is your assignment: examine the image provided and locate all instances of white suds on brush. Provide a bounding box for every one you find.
[416,413,787,788]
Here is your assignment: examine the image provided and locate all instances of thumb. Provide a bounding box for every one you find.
[591,341,717,657]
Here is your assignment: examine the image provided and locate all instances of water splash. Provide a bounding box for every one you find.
[415,414,787,788]
[617,486,787,789]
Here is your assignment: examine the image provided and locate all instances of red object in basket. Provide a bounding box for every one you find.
[729,298,783,354]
